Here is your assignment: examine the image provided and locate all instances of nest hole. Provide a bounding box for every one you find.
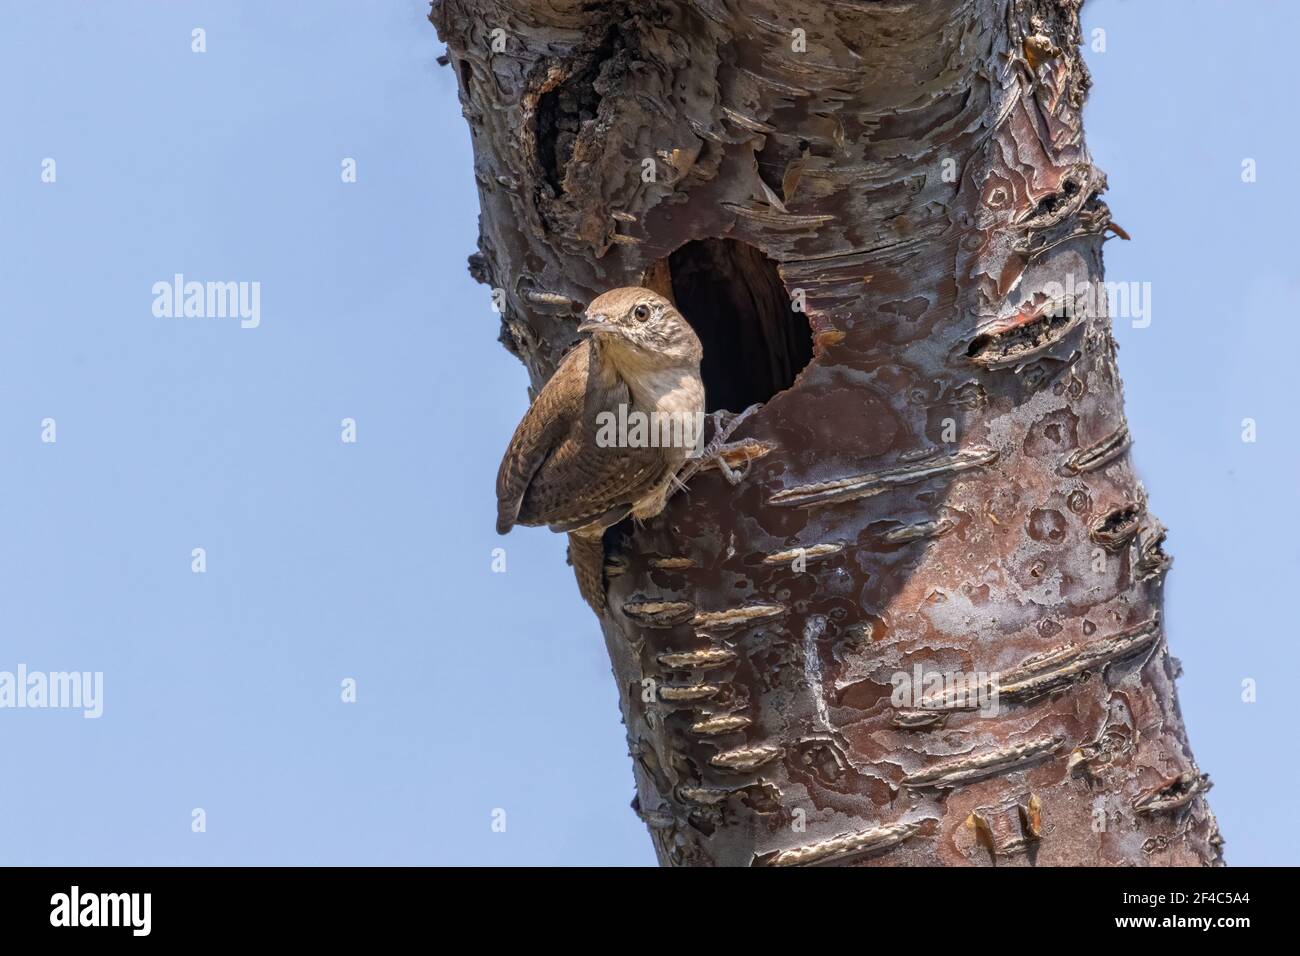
[658,238,812,413]
[534,34,621,196]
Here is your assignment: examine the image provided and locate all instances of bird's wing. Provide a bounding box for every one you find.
[495,344,589,534]
[495,342,668,534]
[525,430,665,532]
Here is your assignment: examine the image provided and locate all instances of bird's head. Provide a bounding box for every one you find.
[578,287,702,369]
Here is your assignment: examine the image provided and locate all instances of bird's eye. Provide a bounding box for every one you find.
[632,304,651,322]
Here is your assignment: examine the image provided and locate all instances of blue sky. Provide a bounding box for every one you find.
[0,1,1291,866]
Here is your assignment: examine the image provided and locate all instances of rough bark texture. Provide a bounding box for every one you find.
[433,0,1222,866]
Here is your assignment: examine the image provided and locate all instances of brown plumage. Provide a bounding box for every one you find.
[496,288,705,611]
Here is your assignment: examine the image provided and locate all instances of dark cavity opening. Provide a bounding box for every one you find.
[1029,176,1080,220]
[664,238,812,413]
[535,36,618,196]
[966,311,1074,366]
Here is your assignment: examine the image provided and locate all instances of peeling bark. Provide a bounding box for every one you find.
[433,0,1221,866]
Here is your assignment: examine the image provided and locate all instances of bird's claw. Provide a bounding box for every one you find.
[674,403,762,490]
[716,455,749,486]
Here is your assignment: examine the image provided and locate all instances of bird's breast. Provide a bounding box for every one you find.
[629,368,705,418]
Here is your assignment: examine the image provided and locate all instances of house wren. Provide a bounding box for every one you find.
[495,287,708,612]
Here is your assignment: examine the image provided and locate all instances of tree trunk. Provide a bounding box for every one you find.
[432,0,1222,866]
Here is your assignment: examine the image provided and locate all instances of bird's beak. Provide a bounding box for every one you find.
[577,312,613,335]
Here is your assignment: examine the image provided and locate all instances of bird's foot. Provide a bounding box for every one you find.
[675,404,762,490]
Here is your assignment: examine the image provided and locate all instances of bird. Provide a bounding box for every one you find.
[495,287,709,612]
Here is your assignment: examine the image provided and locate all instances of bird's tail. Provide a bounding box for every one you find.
[567,531,606,614]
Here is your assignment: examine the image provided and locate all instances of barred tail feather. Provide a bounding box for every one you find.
[567,532,606,613]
